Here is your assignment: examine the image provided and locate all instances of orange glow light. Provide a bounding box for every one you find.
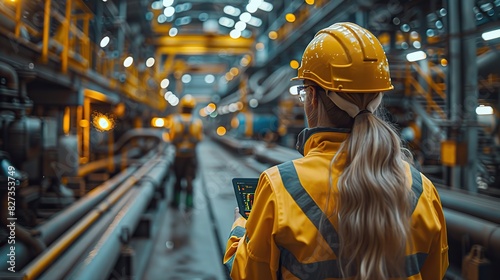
[268,31,278,40]
[285,13,296,23]
[216,126,227,136]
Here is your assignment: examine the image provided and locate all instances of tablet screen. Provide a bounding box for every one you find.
[232,178,259,219]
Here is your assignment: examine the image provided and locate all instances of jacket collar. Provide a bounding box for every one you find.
[296,127,350,156]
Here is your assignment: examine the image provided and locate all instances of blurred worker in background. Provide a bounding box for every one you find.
[224,22,448,279]
[169,94,203,210]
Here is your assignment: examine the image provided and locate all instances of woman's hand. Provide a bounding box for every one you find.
[234,207,243,222]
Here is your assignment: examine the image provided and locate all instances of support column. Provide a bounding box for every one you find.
[445,0,478,192]
[460,0,478,192]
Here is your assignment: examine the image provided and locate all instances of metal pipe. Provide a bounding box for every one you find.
[38,165,138,244]
[20,154,165,280]
[0,165,138,271]
[38,186,138,280]
[0,62,19,95]
[67,159,170,279]
[438,187,500,225]
[444,208,500,273]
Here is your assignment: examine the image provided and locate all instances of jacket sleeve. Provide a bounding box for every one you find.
[223,174,281,280]
[420,179,449,280]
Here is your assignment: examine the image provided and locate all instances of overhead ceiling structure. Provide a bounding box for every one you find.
[92,0,500,110]
[128,0,283,103]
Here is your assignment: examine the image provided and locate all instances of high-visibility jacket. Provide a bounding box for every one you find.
[224,127,448,280]
[170,113,203,156]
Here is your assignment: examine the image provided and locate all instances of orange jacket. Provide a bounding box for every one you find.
[224,128,448,279]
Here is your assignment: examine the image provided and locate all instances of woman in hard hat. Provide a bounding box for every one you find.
[224,22,448,279]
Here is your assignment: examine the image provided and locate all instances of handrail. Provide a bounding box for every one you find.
[0,0,167,111]
[405,61,447,119]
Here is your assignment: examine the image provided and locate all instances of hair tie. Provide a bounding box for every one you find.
[355,109,372,118]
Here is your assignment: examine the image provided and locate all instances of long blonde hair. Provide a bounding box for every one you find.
[330,92,414,280]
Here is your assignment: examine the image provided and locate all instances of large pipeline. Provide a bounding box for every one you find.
[0,165,138,271]
[17,148,172,280]
[0,128,166,271]
[438,186,500,225]
[445,208,500,276]
[64,150,172,279]
[37,183,139,280]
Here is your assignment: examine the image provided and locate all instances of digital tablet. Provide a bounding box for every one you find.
[232,178,259,219]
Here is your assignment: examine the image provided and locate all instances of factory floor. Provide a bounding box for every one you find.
[142,139,263,280]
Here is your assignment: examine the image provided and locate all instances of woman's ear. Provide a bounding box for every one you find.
[311,88,318,108]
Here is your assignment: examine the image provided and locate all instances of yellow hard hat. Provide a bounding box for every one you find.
[180,94,196,109]
[292,22,393,93]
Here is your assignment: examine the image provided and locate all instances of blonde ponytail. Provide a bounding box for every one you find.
[333,96,414,280]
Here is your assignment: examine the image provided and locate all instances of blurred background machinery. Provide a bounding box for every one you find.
[0,0,499,279]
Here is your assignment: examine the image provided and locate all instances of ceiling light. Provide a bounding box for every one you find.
[205,74,215,84]
[176,3,192,12]
[268,31,278,40]
[476,105,493,115]
[162,0,173,7]
[168,94,179,106]
[160,78,170,88]
[482,28,500,40]
[246,0,263,13]
[230,67,239,76]
[219,17,235,28]
[259,1,273,12]
[240,12,251,23]
[164,90,173,99]
[123,56,133,67]
[175,16,191,26]
[247,16,262,27]
[240,55,251,67]
[157,14,167,23]
[305,0,315,5]
[164,6,175,17]
[169,27,178,36]
[406,51,426,62]
[100,36,110,48]
[230,29,242,39]
[249,99,259,108]
[152,1,163,9]
[146,57,155,67]
[181,74,192,83]
[413,41,421,48]
[223,5,241,17]
[235,21,247,31]
[285,13,296,23]
[255,42,265,51]
[199,13,209,21]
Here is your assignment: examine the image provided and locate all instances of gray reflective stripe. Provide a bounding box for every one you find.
[224,254,236,272]
[409,166,423,213]
[280,246,427,279]
[225,226,245,274]
[279,247,344,279]
[277,161,340,255]
[229,226,246,238]
[405,252,428,277]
